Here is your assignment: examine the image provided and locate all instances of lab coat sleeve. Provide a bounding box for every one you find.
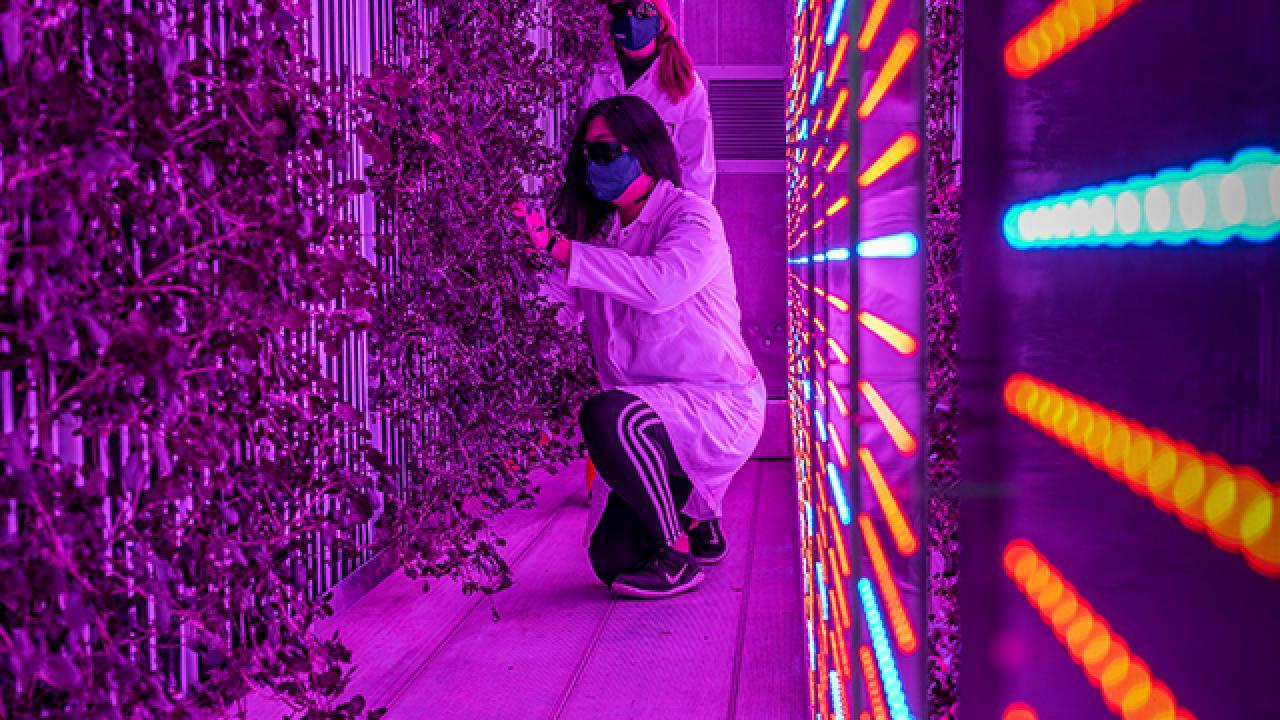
[676,79,717,202]
[566,202,728,314]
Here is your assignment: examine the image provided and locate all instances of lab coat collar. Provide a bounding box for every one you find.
[600,52,660,94]
[602,178,670,243]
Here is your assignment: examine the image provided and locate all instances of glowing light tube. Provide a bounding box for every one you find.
[824,0,847,46]
[828,506,852,577]
[859,132,919,187]
[858,311,919,355]
[829,670,848,720]
[857,0,893,51]
[796,279,853,312]
[1003,146,1280,249]
[1004,539,1192,718]
[858,513,919,654]
[827,34,849,88]
[827,461,853,525]
[857,578,912,720]
[1003,703,1038,720]
[828,195,851,217]
[858,380,919,455]
[858,447,919,556]
[858,645,891,720]
[828,380,851,417]
[828,87,850,130]
[857,232,920,258]
[829,421,851,469]
[1004,373,1279,578]
[859,30,920,119]
[1004,0,1144,79]
[827,141,850,172]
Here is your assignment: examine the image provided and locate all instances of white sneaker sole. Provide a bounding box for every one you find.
[611,570,706,599]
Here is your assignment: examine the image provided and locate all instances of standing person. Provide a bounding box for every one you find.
[581,0,717,202]
[514,96,764,599]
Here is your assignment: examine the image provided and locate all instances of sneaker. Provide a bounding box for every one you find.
[611,547,705,599]
[686,518,728,565]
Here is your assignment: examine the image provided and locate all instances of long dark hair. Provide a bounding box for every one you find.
[552,95,683,242]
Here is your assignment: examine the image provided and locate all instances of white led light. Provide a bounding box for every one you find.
[1220,173,1247,224]
[1268,166,1280,219]
[1178,179,1206,230]
[1091,195,1116,236]
[1144,186,1172,232]
[1116,191,1141,234]
[1050,202,1071,239]
[1070,198,1092,237]
[1018,208,1035,239]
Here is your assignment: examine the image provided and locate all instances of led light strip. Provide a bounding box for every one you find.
[858,380,919,455]
[827,34,849,88]
[858,447,919,556]
[859,29,920,119]
[1005,373,1279,577]
[857,0,893,51]
[859,132,920,187]
[857,231,920,258]
[827,461,854,524]
[795,279,853,312]
[858,311,919,355]
[859,513,919,654]
[1002,703,1038,720]
[857,578,913,720]
[1004,0,1144,79]
[858,645,891,720]
[828,379,851,417]
[829,421,851,469]
[1004,539,1192,718]
[1003,146,1280,249]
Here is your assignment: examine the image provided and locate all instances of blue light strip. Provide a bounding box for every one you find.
[807,618,817,671]
[824,0,846,45]
[857,232,920,258]
[815,409,827,441]
[788,247,853,264]
[811,72,826,105]
[828,671,847,720]
[858,578,914,720]
[1004,146,1280,249]
[826,462,852,524]
[805,500,815,537]
[816,560,830,621]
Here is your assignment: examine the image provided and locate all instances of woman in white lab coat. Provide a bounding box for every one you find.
[514,95,764,599]
[581,0,718,201]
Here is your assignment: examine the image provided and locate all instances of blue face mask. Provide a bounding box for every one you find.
[586,151,643,203]
[610,14,661,52]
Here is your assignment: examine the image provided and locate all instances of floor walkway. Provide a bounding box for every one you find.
[246,458,806,720]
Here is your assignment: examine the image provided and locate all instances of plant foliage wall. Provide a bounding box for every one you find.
[0,0,602,716]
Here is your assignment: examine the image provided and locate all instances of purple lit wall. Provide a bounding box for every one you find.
[960,1,1280,719]
[787,0,933,717]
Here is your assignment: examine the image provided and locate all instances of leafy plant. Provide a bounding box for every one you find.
[0,0,602,716]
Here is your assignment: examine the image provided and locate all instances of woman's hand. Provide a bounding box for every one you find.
[511,201,552,253]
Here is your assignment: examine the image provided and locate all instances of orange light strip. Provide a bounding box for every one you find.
[858,132,920,188]
[812,147,826,168]
[1004,0,1144,79]
[828,380,851,417]
[827,546,853,629]
[858,380,919,455]
[812,181,826,199]
[827,337,851,364]
[797,279,853,313]
[827,505,852,576]
[857,0,893,51]
[1003,703,1038,720]
[827,87,850,130]
[1004,373,1279,578]
[858,29,920,119]
[858,645,891,720]
[826,140,849,172]
[858,311,919,355]
[828,421,850,470]
[827,34,849,88]
[826,195,850,217]
[858,514,919,654]
[1004,539,1192,718]
[858,447,919,556]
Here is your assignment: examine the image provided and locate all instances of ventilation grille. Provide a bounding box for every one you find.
[708,78,785,161]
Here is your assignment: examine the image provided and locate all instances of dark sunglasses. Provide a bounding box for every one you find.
[608,1,658,20]
[583,141,628,164]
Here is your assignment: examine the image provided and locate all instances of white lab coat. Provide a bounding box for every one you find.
[543,180,766,537]
[581,59,718,202]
